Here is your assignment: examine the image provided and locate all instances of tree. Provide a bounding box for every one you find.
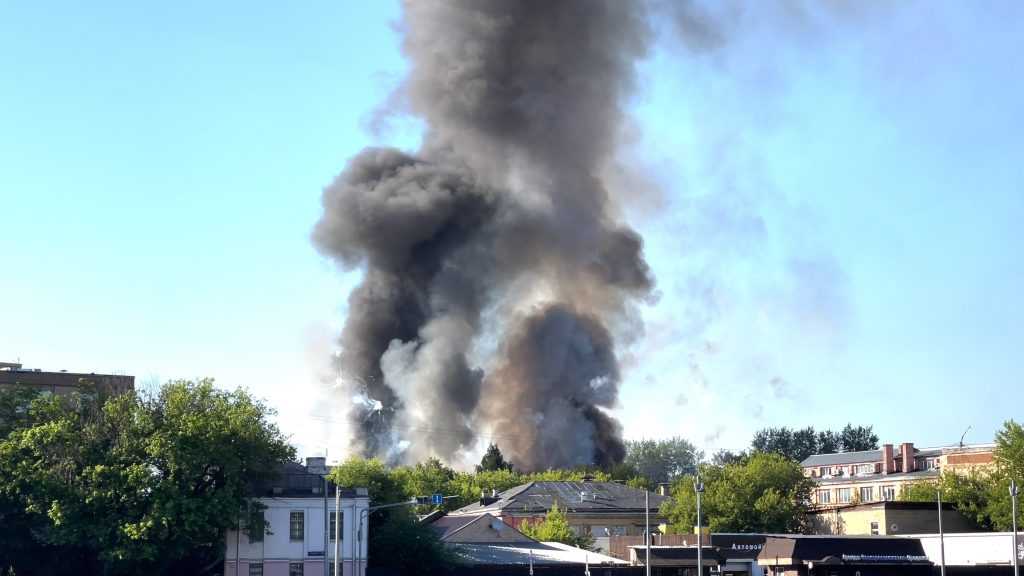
[476,443,513,472]
[623,437,701,485]
[901,471,995,530]
[0,379,294,575]
[661,453,814,534]
[368,509,454,574]
[711,449,747,466]
[838,424,879,452]
[520,503,594,550]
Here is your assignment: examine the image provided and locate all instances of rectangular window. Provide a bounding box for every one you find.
[290,511,304,541]
[882,486,896,501]
[860,487,873,502]
[817,490,831,504]
[289,562,304,576]
[870,521,880,535]
[819,467,827,477]
[330,511,344,540]
[837,488,851,503]
[248,510,264,543]
[249,563,263,576]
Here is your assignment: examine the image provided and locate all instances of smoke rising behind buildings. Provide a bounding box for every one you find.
[312,0,654,469]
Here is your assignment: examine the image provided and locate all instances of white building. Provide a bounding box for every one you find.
[225,458,370,576]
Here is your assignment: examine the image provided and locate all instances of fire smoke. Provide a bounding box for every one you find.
[312,0,654,469]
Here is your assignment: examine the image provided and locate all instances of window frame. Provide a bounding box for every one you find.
[817,489,831,504]
[870,521,880,535]
[289,562,304,576]
[329,510,343,541]
[290,510,305,542]
[859,486,874,502]
[837,488,851,503]
[249,563,264,576]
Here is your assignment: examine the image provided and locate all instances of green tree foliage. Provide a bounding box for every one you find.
[838,424,880,452]
[661,453,814,534]
[623,437,701,485]
[519,503,594,550]
[750,424,878,462]
[0,380,294,575]
[476,443,513,472]
[368,509,455,574]
[900,471,996,530]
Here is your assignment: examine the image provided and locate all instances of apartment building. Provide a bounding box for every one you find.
[225,458,370,576]
[0,362,134,396]
[801,442,995,510]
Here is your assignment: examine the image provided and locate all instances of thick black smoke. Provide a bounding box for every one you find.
[313,0,654,469]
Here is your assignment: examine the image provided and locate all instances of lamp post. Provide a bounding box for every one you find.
[645,489,651,576]
[1011,479,1019,576]
[695,474,705,576]
[938,489,946,576]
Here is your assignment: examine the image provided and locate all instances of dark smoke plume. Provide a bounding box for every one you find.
[313,0,654,469]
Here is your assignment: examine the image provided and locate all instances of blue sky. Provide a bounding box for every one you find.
[2,1,1021,461]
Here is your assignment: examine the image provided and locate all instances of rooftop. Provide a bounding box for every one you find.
[450,541,627,566]
[449,480,667,516]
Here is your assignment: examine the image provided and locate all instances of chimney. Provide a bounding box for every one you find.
[305,456,327,475]
[480,489,499,507]
[901,442,915,473]
[882,444,894,475]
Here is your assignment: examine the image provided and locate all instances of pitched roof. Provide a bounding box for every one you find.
[801,450,883,468]
[449,481,667,516]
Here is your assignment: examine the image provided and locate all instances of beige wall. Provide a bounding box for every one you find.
[811,505,973,536]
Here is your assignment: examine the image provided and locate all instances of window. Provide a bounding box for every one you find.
[329,511,343,540]
[289,562,304,576]
[817,490,831,504]
[290,511,304,541]
[870,521,880,535]
[819,466,827,477]
[860,487,874,502]
[248,510,264,543]
[837,488,851,503]
[882,486,896,501]
[858,464,874,474]
[249,563,263,576]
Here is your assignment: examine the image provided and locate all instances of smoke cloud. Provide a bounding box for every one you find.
[313,1,654,469]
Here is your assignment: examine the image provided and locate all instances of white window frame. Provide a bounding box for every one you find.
[290,510,304,542]
[882,486,896,501]
[817,490,831,504]
[870,521,880,535]
[837,488,851,503]
[860,486,873,502]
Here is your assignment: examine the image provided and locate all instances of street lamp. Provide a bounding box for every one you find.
[1011,479,1019,576]
[695,474,705,576]
[938,488,946,576]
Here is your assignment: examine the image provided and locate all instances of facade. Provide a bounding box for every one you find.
[810,501,974,536]
[224,458,370,576]
[908,532,1024,571]
[801,442,995,510]
[756,535,933,576]
[627,545,722,575]
[0,362,134,396]
[447,480,667,554]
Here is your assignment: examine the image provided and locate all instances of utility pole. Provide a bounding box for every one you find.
[938,489,946,576]
[334,484,341,576]
[645,489,651,576]
[695,475,705,576]
[1011,479,1019,576]
[323,475,329,576]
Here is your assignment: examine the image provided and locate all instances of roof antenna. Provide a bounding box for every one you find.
[959,425,971,448]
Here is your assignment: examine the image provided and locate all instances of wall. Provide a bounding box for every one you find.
[225,496,369,576]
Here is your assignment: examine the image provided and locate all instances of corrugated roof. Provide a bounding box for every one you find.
[450,481,667,516]
[813,468,939,485]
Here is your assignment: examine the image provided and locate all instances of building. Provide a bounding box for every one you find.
[422,511,638,575]
[626,545,722,575]
[0,362,134,396]
[224,457,370,576]
[810,500,974,536]
[614,533,768,575]
[447,480,667,554]
[801,442,996,509]
[756,535,933,576]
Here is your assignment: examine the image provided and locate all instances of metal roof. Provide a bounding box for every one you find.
[450,481,667,516]
[800,450,883,468]
[449,542,627,566]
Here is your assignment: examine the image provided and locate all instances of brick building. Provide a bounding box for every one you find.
[0,362,134,396]
[801,442,995,511]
